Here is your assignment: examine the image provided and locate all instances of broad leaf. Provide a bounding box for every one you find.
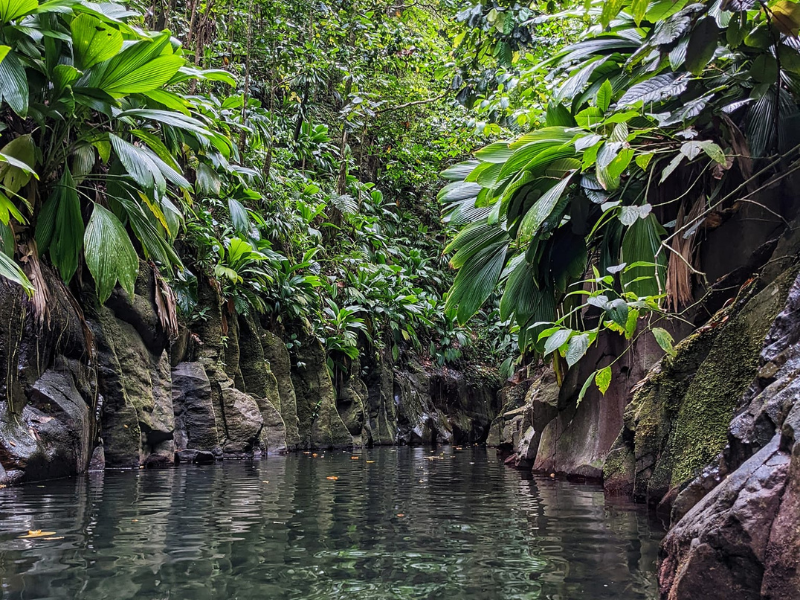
[0,0,37,23]
[652,327,676,357]
[0,250,33,295]
[39,168,83,282]
[71,13,122,70]
[84,203,139,303]
[228,198,249,235]
[0,50,28,116]
[618,73,688,107]
[566,333,590,368]
[518,174,574,239]
[685,18,719,76]
[110,134,165,194]
[596,365,612,394]
[544,328,571,356]
[596,80,613,112]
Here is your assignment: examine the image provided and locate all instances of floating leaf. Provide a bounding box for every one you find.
[19,530,56,538]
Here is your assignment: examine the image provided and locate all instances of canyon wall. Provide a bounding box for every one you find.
[0,268,499,484]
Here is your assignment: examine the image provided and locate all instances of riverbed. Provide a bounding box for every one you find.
[0,447,663,599]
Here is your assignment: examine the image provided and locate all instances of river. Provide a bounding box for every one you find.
[0,447,663,599]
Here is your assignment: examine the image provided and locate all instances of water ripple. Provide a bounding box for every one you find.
[0,447,663,600]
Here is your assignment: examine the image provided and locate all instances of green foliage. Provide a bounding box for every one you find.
[441,0,800,391]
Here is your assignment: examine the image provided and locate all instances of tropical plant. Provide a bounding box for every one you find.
[440,0,800,393]
[0,0,236,305]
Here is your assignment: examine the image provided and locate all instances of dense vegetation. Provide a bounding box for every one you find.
[1,0,799,394]
[0,0,518,387]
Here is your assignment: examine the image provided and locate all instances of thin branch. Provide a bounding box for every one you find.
[375,91,448,115]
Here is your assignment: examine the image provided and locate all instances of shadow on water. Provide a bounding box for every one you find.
[0,447,664,599]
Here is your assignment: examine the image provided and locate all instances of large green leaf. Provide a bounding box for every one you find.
[39,168,84,282]
[70,13,123,70]
[445,238,509,324]
[566,333,590,368]
[111,191,181,272]
[109,134,165,194]
[101,54,184,96]
[0,134,37,194]
[84,203,139,303]
[620,214,667,297]
[228,198,249,236]
[0,0,37,23]
[96,32,171,86]
[0,50,28,116]
[618,73,689,106]
[446,219,508,268]
[685,17,719,76]
[517,174,575,240]
[0,250,33,295]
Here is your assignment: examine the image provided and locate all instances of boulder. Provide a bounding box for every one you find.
[256,396,287,455]
[219,387,263,457]
[0,367,92,483]
[658,435,790,599]
[171,362,220,452]
[487,379,530,448]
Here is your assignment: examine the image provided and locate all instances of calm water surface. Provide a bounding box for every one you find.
[0,447,663,600]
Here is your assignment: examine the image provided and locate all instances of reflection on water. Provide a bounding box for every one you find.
[0,447,663,599]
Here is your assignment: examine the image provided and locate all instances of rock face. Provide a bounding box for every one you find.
[0,262,95,484]
[602,271,796,513]
[490,327,664,480]
[91,265,176,468]
[171,361,220,454]
[290,331,353,449]
[658,270,800,599]
[487,370,559,469]
[0,266,501,480]
[260,328,301,449]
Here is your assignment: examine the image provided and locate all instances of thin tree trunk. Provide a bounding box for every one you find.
[239,0,254,150]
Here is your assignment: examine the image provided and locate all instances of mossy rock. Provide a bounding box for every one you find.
[669,270,799,487]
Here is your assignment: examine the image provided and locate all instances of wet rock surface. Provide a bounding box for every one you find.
[658,270,800,599]
[0,268,501,482]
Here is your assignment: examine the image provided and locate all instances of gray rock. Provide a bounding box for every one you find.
[174,449,216,464]
[290,332,352,449]
[261,329,301,449]
[219,387,263,457]
[89,445,105,472]
[171,362,220,452]
[659,270,800,599]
